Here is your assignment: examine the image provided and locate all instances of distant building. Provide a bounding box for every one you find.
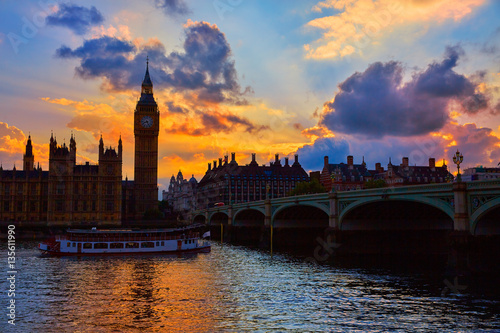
[321,155,375,192]
[162,170,198,213]
[196,153,309,208]
[462,166,500,181]
[320,155,453,191]
[377,157,452,186]
[0,134,122,225]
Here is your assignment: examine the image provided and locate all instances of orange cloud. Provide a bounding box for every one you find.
[90,24,132,40]
[305,0,485,59]
[301,125,334,140]
[0,122,49,169]
[41,96,133,141]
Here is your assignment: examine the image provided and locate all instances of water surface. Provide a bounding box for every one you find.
[1,241,499,332]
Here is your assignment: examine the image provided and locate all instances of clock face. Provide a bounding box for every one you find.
[141,116,153,128]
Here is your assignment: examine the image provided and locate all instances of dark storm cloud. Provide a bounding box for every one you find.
[154,0,190,16]
[55,21,248,104]
[46,3,104,35]
[165,101,188,114]
[296,137,350,171]
[56,36,135,59]
[320,46,488,138]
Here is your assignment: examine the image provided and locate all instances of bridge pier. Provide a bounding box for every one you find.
[227,206,233,225]
[329,192,339,229]
[453,182,470,232]
[264,200,271,227]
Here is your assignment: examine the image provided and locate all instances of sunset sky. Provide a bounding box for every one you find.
[1,0,500,194]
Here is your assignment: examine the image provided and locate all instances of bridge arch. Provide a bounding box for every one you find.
[339,199,454,231]
[339,197,455,227]
[233,208,265,227]
[208,211,229,225]
[192,214,206,224]
[272,203,329,228]
[471,197,500,235]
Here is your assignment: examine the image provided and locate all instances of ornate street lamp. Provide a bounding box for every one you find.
[452,149,464,182]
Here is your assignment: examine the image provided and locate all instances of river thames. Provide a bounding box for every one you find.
[1,240,499,332]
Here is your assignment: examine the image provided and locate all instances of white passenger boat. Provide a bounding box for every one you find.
[38,224,210,256]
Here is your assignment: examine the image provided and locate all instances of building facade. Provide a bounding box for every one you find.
[377,157,452,186]
[321,155,375,192]
[196,153,309,208]
[462,166,500,181]
[133,60,160,218]
[0,134,122,225]
[321,155,453,191]
[162,170,198,213]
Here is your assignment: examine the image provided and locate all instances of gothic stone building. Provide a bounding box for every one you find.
[320,155,375,192]
[162,170,198,213]
[0,134,122,225]
[197,153,309,208]
[320,155,452,191]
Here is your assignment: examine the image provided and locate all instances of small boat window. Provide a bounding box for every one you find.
[156,241,159,246]
[83,243,92,249]
[141,242,155,248]
[126,242,139,248]
[161,241,164,246]
[67,242,71,247]
[184,240,188,245]
[94,243,108,249]
[110,243,124,249]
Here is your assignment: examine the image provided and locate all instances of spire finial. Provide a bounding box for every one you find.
[147,55,149,67]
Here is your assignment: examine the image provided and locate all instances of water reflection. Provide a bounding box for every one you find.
[0,241,499,332]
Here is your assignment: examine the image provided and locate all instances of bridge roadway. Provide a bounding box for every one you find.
[191,180,500,236]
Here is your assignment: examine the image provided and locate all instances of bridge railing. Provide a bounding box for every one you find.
[466,179,500,190]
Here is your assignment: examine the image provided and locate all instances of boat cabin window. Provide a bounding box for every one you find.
[141,242,155,248]
[126,242,139,248]
[161,241,164,246]
[110,243,124,249]
[156,242,159,246]
[83,243,92,249]
[67,242,70,247]
[72,243,76,247]
[94,243,108,249]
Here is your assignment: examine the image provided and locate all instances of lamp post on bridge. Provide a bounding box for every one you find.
[453,150,464,182]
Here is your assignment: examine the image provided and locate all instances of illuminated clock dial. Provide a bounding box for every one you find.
[141,116,153,128]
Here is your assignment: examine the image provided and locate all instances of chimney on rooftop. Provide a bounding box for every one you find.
[402,157,409,167]
[324,156,329,168]
[347,155,353,166]
[429,158,435,168]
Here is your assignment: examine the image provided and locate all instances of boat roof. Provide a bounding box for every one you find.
[67,224,204,234]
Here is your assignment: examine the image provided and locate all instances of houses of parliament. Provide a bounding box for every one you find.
[0,62,159,226]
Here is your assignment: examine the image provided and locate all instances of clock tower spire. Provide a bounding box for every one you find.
[134,58,160,219]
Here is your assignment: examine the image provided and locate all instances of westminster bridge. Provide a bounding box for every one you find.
[191,180,500,258]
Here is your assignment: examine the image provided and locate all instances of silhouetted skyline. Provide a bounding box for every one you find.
[1,0,499,195]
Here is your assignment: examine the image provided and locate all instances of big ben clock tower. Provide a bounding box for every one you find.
[134,59,160,218]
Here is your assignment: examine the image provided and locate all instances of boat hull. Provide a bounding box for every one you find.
[38,225,211,257]
[38,244,211,257]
